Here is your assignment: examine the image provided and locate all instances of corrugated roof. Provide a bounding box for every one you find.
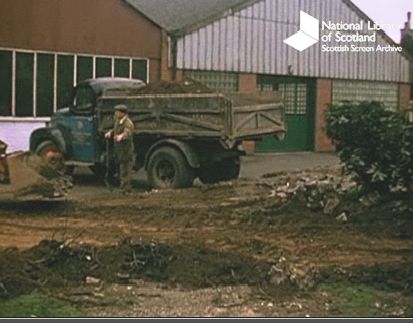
[124,0,256,33]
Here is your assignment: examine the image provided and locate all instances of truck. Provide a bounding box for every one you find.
[30,78,285,189]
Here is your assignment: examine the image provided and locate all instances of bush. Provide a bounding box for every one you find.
[326,101,413,196]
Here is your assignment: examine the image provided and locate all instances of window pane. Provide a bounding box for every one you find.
[16,52,34,117]
[57,55,74,109]
[184,70,238,93]
[0,51,12,116]
[96,58,112,78]
[37,54,55,117]
[114,59,130,78]
[77,56,93,84]
[132,60,147,82]
[333,80,399,111]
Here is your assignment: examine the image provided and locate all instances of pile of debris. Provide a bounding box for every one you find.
[0,140,72,200]
[264,166,357,221]
[268,256,318,291]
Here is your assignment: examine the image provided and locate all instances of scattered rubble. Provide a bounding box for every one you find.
[268,257,318,291]
[336,212,349,223]
[262,166,357,219]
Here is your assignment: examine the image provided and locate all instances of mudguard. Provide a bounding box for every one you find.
[30,127,69,156]
[144,139,200,170]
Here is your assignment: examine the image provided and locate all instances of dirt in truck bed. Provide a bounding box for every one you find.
[136,78,214,94]
[0,166,413,317]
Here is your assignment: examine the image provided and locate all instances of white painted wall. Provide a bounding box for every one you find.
[0,121,47,152]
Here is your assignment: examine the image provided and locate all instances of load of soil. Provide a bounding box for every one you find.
[0,239,271,300]
[136,78,214,94]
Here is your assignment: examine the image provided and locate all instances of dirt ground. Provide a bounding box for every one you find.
[0,156,412,317]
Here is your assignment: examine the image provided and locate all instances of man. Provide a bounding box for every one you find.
[105,104,135,194]
[0,140,9,184]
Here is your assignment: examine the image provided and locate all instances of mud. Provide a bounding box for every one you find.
[0,166,413,317]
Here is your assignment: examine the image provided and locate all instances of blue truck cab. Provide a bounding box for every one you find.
[30,78,145,171]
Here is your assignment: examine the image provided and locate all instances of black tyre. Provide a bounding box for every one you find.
[35,140,65,172]
[198,157,241,184]
[147,147,195,189]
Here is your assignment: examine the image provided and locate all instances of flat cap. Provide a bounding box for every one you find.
[114,104,128,113]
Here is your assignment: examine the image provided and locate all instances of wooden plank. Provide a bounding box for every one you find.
[133,130,221,138]
[234,126,285,138]
[259,112,284,127]
[162,113,224,132]
[235,113,257,132]
[233,103,283,113]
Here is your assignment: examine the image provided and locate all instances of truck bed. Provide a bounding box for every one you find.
[97,92,285,148]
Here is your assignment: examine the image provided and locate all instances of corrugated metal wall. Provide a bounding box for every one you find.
[176,0,410,83]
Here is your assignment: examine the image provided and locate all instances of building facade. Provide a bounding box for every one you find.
[0,0,163,151]
[129,0,412,152]
[1,0,412,153]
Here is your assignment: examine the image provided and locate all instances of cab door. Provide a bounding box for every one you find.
[69,86,99,163]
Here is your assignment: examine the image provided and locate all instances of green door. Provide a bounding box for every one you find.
[256,76,316,153]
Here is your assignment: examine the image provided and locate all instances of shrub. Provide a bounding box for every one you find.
[326,101,412,196]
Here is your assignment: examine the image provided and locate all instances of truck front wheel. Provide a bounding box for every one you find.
[35,140,66,173]
[147,147,195,189]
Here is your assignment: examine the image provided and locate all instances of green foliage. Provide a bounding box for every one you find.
[0,293,85,318]
[320,282,396,317]
[326,101,413,195]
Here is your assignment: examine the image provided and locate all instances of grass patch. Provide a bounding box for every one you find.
[0,293,85,318]
[321,283,383,317]
[320,282,401,317]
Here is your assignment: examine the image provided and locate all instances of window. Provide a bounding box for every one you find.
[257,77,308,115]
[132,59,147,82]
[37,54,55,117]
[184,70,239,93]
[57,55,74,109]
[0,48,149,118]
[73,86,95,114]
[115,59,130,78]
[0,51,12,116]
[333,80,399,111]
[77,56,93,84]
[15,53,34,117]
[96,58,112,78]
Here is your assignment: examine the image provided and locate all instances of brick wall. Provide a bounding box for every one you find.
[239,73,257,155]
[239,73,257,93]
[160,31,171,81]
[399,83,412,110]
[315,79,335,152]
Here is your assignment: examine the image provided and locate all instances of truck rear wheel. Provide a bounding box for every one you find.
[148,147,195,189]
[198,157,241,184]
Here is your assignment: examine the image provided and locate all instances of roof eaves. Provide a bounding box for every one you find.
[122,0,165,31]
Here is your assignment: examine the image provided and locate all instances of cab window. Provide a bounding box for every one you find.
[72,86,96,115]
